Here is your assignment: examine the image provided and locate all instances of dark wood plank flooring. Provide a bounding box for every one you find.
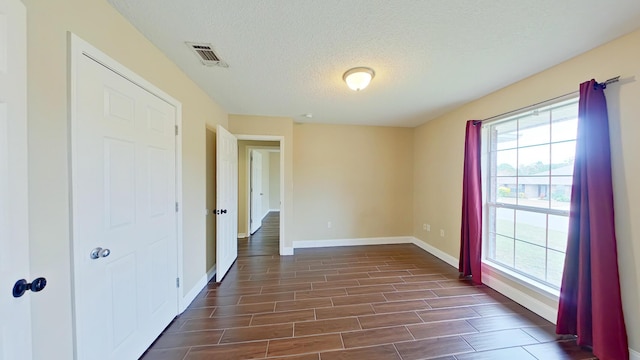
[141,242,597,360]
[239,211,280,257]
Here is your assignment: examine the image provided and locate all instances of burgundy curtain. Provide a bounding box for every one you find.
[459,120,482,285]
[556,80,628,360]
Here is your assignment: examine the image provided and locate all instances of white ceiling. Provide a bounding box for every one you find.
[107,0,640,127]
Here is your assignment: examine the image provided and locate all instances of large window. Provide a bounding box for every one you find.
[484,97,578,289]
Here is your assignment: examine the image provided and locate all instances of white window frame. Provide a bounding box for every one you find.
[481,94,579,298]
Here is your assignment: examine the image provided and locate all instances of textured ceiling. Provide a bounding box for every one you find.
[107,0,640,127]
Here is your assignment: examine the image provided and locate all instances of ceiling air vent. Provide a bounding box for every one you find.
[186,42,228,68]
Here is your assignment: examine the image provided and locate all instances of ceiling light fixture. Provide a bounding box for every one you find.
[343,67,375,91]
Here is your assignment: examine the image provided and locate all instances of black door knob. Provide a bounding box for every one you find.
[12,277,47,298]
[31,277,47,292]
[221,209,228,214]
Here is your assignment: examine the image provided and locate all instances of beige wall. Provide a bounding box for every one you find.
[293,124,414,241]
[269,152,281,210]
[413,29,640,351]
[237,141,280,236]
[206,129,216,272]
[23,0,228,357]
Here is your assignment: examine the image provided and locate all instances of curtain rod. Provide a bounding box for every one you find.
[480,76,620,124]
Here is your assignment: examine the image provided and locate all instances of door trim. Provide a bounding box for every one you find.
[235,135,285,255]
[68,33,184,357]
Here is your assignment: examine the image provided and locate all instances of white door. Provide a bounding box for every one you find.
[71,52,178,360]
[250,150,263,235]
[216,125,238,281]
[0,1,32,359]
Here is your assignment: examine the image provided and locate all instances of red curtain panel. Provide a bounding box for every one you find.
[458,120,482,285]
[556,79,629,360]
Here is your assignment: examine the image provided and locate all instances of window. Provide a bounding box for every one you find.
[484,97,578,290]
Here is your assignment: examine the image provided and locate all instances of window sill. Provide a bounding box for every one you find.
[481,260,560,302]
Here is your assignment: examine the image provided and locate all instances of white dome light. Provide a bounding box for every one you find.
[343,67,375,91]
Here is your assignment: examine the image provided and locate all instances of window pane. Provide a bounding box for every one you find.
[518,111,550,147]
[515,240,546,280]
[551,141,576,176]
[551,103,579,142]
[548,215,569,252]
[515,210,546,247]
[493,121,518,151]
[517,176,550,209]
[518,144,550,177]
[497,149,517,175]
[494,235,514,267]
[495,177,517,204]
[495,208,514,238]
[550,177,572,211]
[547,249,566,288]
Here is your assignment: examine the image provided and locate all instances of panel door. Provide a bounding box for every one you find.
[250,150,263,234]
[0,0,31,359]
[216,125,238,281]
[72,53,178,360]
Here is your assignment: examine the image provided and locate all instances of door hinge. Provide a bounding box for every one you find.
[175,202,179,212]
[176,277,180,288]
[175,125,179,136]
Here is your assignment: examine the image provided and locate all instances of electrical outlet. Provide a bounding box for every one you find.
[427,224,431,232]
[327,221,332,228]
[422,223,427,230]
[440,229,445,237]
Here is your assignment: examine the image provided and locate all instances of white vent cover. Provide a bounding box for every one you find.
[185,42,228,68]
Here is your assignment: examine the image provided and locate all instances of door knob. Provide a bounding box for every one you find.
[221,209,227,214]
[90,247,111,259]
[90,247,102,259]
[12,277,47,298]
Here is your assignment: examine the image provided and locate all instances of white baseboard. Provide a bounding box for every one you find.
[179,274,207,313]
[293,236,414,249]
[207,265,216,282]
[280,247,294,256]
[482,273,558,324]
[269,209,280,212]
[630,348,640,360]
[409,237,458,268]
[238,233,247,238]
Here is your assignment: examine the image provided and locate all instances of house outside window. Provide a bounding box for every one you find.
[484,97,578,290]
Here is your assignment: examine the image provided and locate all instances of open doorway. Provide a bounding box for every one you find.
[237,140,281,256]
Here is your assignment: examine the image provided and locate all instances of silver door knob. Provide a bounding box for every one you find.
[90,247,111,259]
[90,247,102,259]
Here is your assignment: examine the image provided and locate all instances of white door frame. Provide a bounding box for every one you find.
[236,135,285,255]
[68,33,184,354]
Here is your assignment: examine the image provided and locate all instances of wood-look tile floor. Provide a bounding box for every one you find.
[238,212,280,257]
[141,244,597,360]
